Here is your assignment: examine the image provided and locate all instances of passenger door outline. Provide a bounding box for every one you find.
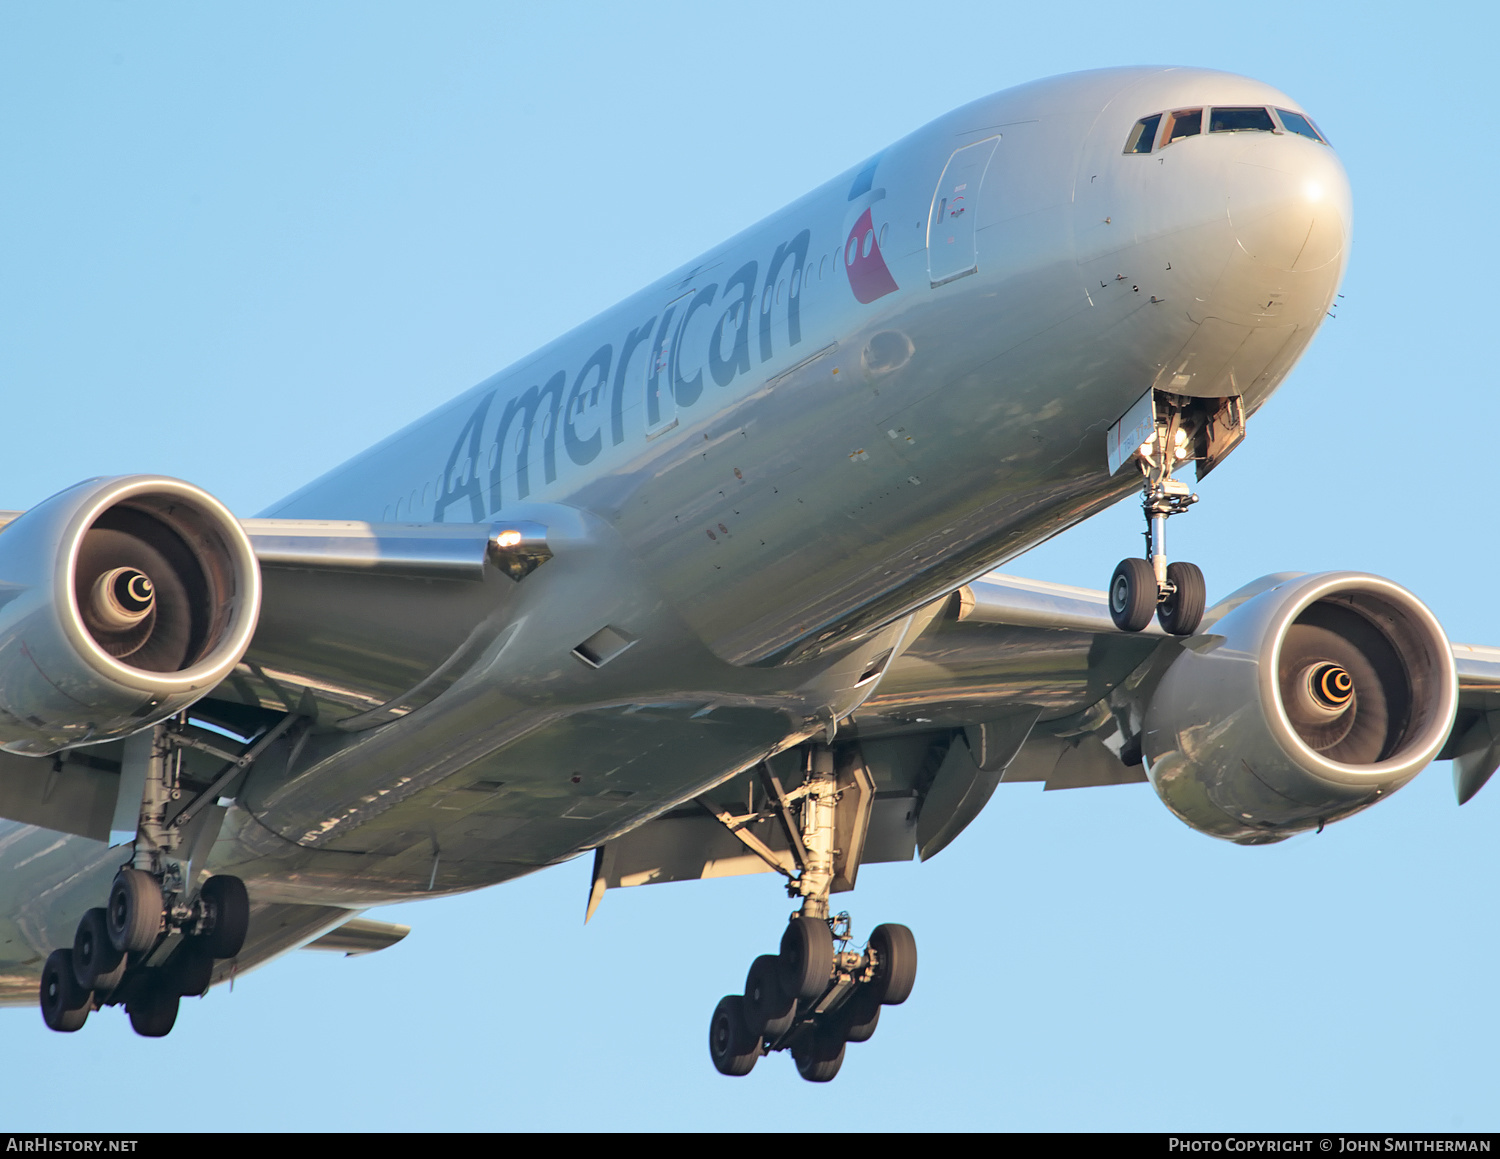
[927,136,999,287]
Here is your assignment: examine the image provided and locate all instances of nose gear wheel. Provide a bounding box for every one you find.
[1158,560,1206,636]
[1110,558,1157,633]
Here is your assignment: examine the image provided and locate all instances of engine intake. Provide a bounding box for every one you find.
[0,476,261,755]
[1141,572,1456,843]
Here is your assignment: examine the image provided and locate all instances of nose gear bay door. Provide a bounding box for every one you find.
[927,136,999,287]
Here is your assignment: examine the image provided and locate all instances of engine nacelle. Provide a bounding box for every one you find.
[1141,572,1456,844]
[0,476,261,755]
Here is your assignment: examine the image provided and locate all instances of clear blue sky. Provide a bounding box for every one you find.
[2,0,1497,1132]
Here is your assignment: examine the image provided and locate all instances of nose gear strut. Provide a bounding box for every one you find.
[1109,403,1207,636]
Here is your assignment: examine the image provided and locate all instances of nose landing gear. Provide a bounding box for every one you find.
[704,746,919,1082]
[1109,405,1207,636]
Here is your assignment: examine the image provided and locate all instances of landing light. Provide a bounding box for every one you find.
[487,522,552,582]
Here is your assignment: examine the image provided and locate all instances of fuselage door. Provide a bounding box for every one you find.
[927,136,999,286]
[644,290,695,438]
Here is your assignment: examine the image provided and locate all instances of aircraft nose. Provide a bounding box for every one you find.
[1227,137,1351,273]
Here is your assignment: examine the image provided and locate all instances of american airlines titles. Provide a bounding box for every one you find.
[433,229,814,523]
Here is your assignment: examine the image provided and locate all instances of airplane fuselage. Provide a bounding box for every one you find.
[270,65,1348,665]
[0,65,1350,999]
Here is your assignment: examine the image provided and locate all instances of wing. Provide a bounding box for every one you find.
[589,570,1500,912]
[588,573,1174,911]
[1,488,1492,925]
[1439,642,1500,803]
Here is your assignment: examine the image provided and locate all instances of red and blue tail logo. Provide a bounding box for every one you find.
[844,156,899,305]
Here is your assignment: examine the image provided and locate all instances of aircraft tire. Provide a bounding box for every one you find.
[840,989,881,1043]
[708,995,759,1076]
[107,868,163,954]
[73,907,126,995]
[39,949,91,1033]
[792,1032,845,1083]
[779,915,834,1001]
[165,940,214,997]
[1158,561,1206,635]
[869,923,917,1006]
[743,954,795,1042]
[126,976,179,1038]
[197,874,250,959]
[1109,558,1157,632]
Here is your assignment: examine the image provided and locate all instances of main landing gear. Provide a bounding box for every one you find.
[39,721,252,1038]
[705,746,919,1082]
[710,912,918,1082]
[1109,404,1207,636]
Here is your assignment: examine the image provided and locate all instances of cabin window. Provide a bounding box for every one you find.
[1162,109,1202,145]
[1209,106,1275,134]
[1123,113,1162,154]
[1275,108,1327,143]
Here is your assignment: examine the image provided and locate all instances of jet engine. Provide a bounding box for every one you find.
[0,475,261,755]
[1141,572,1456,844]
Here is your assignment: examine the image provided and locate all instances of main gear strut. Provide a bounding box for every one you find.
[702,744,918,1082]
[39,714,292,1037]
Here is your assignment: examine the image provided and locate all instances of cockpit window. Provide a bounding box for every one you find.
[1162,109,1202,145]
[1126,105,1332,155]
[1209,106,1276,134]
[1275,108,1328,144]
[1123,113,1162,154]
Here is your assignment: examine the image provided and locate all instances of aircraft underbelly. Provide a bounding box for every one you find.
[258,704,794,873]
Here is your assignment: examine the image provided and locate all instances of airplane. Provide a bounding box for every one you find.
[5,63,1498,1084]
